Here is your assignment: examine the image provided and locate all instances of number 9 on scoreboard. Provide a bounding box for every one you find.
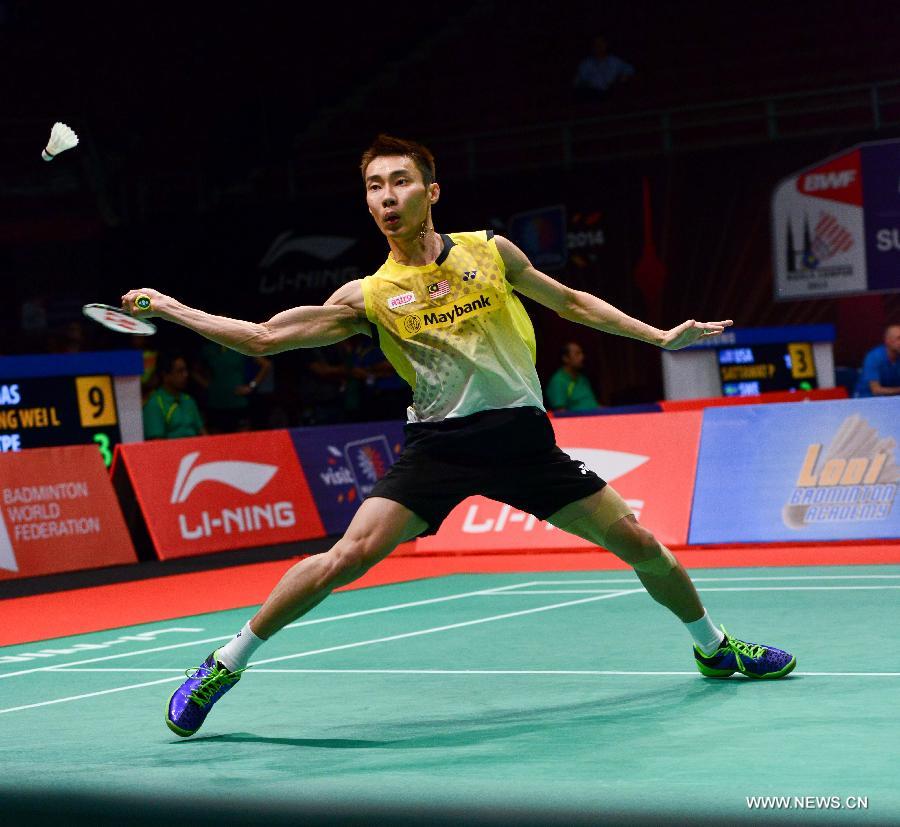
[75,376,118,427]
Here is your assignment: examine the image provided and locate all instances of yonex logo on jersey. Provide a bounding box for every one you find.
[462,270,478,281]
[387,291,416,310]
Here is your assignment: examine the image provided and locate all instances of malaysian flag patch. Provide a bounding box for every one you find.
[427,279,451,300]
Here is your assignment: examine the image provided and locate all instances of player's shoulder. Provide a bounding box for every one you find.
[446,229,496,247]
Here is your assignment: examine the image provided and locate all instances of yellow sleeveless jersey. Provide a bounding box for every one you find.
[361,230,544,422]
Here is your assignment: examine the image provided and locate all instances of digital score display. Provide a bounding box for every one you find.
[718,342,818,397]
[0,376,121,465]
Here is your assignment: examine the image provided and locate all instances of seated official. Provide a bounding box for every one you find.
[143,352,206,440]
[545,341,600,412]
[855,324,900,397]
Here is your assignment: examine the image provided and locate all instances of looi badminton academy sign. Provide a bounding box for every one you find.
[0,445,136,579]
[689,397,900,543]
[113,431,325,559]
[771,139,900,300]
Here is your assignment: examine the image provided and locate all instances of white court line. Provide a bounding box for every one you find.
[0,590,642,715]
[4,574,898,680]
[485,586,900,595]
[46,667,900,677]
[0,581,541,680]
[531,575,900,585]
[0,676,185,716]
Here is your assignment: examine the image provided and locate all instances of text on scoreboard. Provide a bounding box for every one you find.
[0,377,120,463]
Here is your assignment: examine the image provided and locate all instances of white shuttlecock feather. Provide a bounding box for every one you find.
[42,122,79,162]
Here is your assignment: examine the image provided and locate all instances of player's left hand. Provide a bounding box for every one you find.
[660,319,733,350]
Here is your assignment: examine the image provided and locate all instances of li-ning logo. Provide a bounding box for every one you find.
[170,451,296,541]
[170,452,278,503]
[783,415,899,528]
[462,448,648,533]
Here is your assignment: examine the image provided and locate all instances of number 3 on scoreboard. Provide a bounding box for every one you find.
[75,376,118,427]
[787,343,816,380]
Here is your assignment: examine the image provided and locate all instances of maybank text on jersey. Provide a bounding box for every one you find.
[396,290,499,339]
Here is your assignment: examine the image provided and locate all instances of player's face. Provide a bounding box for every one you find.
[365,155,439,239]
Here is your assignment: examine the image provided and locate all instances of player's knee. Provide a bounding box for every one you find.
[328,534,389,582]
[606,518,676,575]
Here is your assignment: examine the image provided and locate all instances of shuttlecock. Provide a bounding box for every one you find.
[42,122,79,162]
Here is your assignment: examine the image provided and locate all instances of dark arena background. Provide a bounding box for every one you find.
[1,2,899,824]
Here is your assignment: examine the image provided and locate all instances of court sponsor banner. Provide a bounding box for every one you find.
[416,411,703,553]
[289,421,405,535]
[0,445,136,579]
[689,398,900,543]
[115,431,325,559]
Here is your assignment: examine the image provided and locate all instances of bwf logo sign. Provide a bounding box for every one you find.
[171,451,296,541]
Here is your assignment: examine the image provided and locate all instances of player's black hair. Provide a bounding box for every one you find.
[360,134,436,187]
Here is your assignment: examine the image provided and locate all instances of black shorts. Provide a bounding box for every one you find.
[369,406,606,535]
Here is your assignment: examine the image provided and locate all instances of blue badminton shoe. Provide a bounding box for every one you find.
[694,628,796,679]
[166,651,244,737]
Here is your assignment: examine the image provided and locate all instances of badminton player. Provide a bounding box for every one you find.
[122,135,796,738]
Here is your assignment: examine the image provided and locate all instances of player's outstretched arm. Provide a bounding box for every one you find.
[120,281,369,356]
[496,236,732,350]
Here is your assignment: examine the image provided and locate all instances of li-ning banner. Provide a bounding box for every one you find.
[416,411,703,554]
[690,398,900,543]
[0,445,136,579]
[115,431,325,559]
[290,420,405,535]
[772,139,900,300]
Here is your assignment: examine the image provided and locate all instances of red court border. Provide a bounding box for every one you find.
[2,542,899,646]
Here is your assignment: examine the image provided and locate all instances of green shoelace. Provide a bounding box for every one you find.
[185,664,244,708]
[721,628,766,672]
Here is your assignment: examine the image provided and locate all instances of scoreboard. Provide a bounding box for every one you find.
[0,351,144,465]
[661,325,836,401]
[717,341,818,397]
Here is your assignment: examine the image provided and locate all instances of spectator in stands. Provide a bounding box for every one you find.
[546,341,600,412]
[143,352,206,440]
[855,324,900,397]
[195,342,271,433]
[573,35,634,103]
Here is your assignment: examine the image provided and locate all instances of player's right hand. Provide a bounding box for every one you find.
[121,288,167,318]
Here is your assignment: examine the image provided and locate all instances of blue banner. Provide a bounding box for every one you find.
[690,398,900,543]
[289,421,406,535]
